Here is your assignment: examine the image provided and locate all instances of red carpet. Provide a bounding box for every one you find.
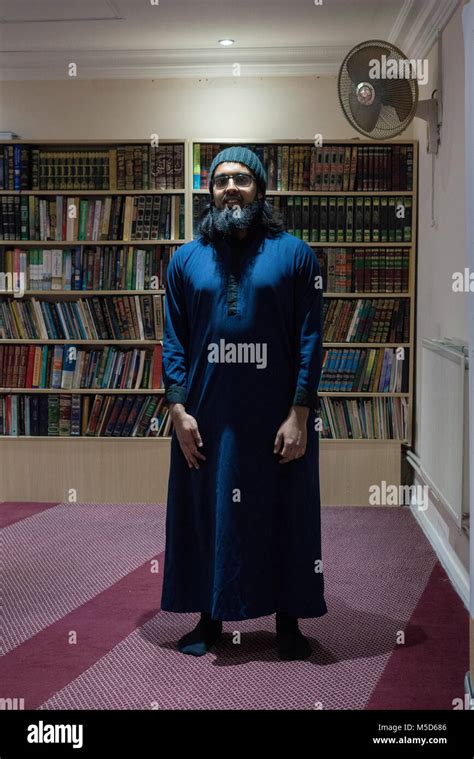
[1,502,469,710]
[367,562,469,709]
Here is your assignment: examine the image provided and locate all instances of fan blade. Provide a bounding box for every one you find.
[349,93,381,133]
[346,45,389,86]
[379,77,416,122]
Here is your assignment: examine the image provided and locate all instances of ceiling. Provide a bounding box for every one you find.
[0,0,461,79]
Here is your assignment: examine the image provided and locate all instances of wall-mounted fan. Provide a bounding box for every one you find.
[338,39,442,153]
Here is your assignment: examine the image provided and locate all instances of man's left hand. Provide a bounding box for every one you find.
[273,406,308,463]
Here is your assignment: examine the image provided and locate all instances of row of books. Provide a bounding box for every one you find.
[0,245,175,292]
[0,296,409,390]
[0,348,411,390]
[0,393,408,440]
[0,245,411,295]
[2,142,414,193]
[0,393,172,437]
[319,396,408,439]
[0,294,166,340]
[322,298,410,343]
[272,195,412,243]
[316,248,409,293]
[0,294,409,344]
[0,144,185,191]
[0,194,185,242]
[0,343,164,390]
[193,143,414,191]
[116,145,184,190]
[320,348,408,392]
[193,194,413,243]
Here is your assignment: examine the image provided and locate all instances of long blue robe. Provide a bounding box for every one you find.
[160,227,327,621]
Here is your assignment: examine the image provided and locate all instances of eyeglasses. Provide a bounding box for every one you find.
[213,173,255,190]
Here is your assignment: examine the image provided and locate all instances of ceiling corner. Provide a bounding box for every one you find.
[388,0,461,59]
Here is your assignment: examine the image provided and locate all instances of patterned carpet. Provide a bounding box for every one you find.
[1,502,468,710]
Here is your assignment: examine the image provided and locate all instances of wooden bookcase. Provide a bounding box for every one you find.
[0,137,417,505]
[0,138,187,503]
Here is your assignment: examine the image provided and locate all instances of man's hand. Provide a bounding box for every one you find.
[273,406,309,464]
[170,404,206,470]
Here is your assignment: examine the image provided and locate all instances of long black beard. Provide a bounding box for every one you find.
[207,199,263,240]
[199,197,286,245]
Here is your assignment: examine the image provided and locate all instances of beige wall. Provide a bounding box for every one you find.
[0,74,414,142]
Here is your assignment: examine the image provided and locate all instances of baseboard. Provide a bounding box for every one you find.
[410,502,470,610]
[465,672,474,710]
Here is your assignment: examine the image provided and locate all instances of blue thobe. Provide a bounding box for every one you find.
[160,227,327,621]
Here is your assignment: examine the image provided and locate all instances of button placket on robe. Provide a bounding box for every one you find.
[226,238,242,316]
[227,271,239,315]
[225,234,258,316]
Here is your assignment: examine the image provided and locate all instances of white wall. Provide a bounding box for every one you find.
[412,1,469,584]
[462,0,474,622]
[413,1,468,441]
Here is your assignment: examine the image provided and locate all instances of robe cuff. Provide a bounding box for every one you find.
[164,384,187,405]
[292,386,320,410]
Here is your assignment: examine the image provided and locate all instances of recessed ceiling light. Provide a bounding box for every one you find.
[218,39,234,46]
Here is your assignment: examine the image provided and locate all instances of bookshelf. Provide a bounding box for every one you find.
[0,137,417,505]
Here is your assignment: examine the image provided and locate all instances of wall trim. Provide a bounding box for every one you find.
[389,0,461,59]
[410,503,470,611]
[0,45,349,80]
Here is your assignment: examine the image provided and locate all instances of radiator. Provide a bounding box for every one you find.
[414,338,469,529]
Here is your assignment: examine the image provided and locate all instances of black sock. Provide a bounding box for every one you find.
[177,612,223,656]
[275,613,312,660]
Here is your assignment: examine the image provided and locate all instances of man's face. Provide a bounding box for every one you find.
[212,162,264,210]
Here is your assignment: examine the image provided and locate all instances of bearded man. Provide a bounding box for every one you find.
[160,146,327,661]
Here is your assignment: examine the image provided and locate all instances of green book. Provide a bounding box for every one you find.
[302,196,310,242]
[336,197,345,242]
[355,197,364,242]
[319,197,328,243]
[328,197,337,242]
[380,197,388,242]
[287,196,294,236]
[363,197,372,242]
[310,197,320,242]
[20,196,29,240]
[126,246,134,290]
[403,197,412,242]
[372,197,380,243]
[345,197,354,242]
[78,199,88,240]
[294,196,302,239]
[388,197,396,242]
[395,196,403,242]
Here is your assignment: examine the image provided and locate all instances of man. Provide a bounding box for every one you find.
[161,146,327,660]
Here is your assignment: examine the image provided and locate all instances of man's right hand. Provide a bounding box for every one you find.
[169,404,206,470]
